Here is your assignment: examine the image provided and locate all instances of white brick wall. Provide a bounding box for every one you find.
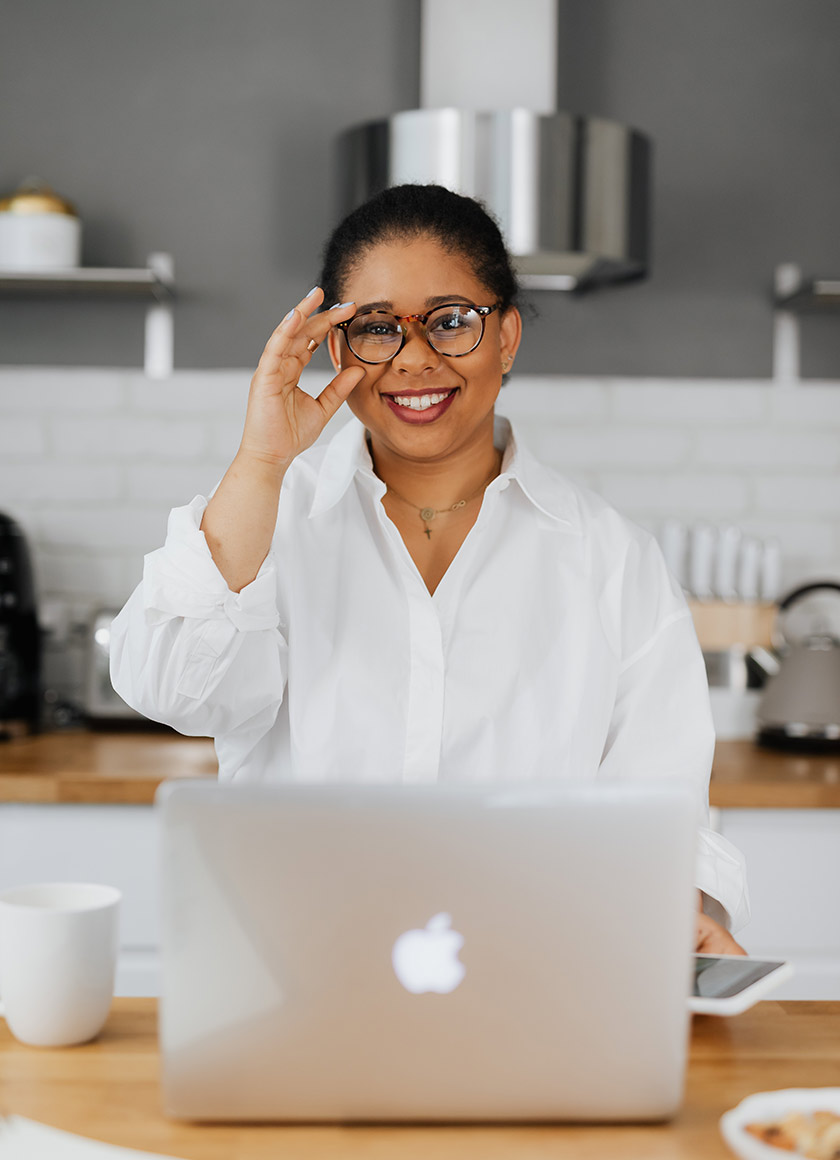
[499,377,840,584]
[2,367,840,690]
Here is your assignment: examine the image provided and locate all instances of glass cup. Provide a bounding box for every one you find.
[0,882,121,1047]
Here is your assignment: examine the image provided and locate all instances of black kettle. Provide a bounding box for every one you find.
[0,512,41,739]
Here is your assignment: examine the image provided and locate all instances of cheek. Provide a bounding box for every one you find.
[469,345,503,381]
[345,366,384,410]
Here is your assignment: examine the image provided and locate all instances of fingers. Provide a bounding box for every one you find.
[294,295,356,356]
[258,289,356,382]
[695,912,747,956]
[314,365,366,424]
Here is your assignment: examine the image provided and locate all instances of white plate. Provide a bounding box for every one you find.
[720,1088,840,1159]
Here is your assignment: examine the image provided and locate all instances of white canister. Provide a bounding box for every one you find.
[0,178,82,271]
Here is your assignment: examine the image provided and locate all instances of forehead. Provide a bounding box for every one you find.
[343,235,491,309]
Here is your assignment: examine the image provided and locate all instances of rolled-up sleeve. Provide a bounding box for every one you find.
[110,496,288,738]
[599,612,750,931]
[595,524,751,933]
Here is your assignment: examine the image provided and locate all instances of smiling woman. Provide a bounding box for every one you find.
[321,230,520,578]
[109,184,749,955]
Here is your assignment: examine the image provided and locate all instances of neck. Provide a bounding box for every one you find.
[368,419,502,510]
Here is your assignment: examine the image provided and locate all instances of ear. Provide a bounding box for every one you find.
[327,328,343,372]
[499,306,523,368]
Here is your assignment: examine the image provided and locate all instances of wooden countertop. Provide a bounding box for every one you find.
[711,741,840,809]
[1,999,838,1158]
[1,731,840,807]
[0,730,217,804]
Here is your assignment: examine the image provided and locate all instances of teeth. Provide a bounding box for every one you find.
[392,391,452,411]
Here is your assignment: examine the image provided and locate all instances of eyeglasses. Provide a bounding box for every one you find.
[334,303,500,365]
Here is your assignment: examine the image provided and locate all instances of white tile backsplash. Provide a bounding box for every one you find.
[3,367,840,633]
[694,429,840,470]
[598,472,751,515]
[0,462,122,504]
[0,415,46,456]
[36,551,131,604]
[50,414,209,459]
[769,384,840,426]
[34,506,169,552]
[609,381,767,423]
[497,378,609,421]
[0,370,129,412]
[126,370,251,413]
[752,475,837,514]
[527,427,693,468]
[125,462,225,504]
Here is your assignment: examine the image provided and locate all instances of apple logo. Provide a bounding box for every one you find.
[391,912,466,994]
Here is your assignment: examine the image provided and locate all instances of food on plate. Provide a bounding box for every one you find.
[744,1110,840,1157]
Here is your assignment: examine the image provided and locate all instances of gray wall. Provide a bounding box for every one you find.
[1,0,839,377]
[550,0,840,378]
[1,0,421,369]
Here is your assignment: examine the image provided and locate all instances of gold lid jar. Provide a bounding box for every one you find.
[0,177,81,270]
[0,177,78,218]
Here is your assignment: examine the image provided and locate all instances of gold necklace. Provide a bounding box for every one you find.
[385,469,498,539]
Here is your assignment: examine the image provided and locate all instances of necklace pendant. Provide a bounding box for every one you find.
[451,499,466,511]
[423,526,432,539]
[419,507,436,522]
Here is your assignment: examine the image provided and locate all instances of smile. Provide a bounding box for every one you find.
[390,390,455,412]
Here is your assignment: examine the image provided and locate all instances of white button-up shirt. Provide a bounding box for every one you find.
[110,415,749,930]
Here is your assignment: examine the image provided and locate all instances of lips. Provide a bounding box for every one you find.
[382,387,458,424]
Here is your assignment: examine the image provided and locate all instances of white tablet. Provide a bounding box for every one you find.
[689,954,794,1015]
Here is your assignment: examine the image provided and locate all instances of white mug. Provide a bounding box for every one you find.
[0,882,121,1047]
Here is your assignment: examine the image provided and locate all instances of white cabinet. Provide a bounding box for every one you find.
[2,802,838,999]
[0,804,160,996]
[716,809,840,999]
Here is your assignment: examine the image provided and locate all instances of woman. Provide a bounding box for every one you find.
[111,184,748,954]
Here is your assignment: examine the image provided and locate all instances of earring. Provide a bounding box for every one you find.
[501,357,512,373]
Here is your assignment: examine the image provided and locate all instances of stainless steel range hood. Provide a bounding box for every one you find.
[338,107,651,292]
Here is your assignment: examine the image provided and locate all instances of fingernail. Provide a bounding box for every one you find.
[306,286,319,298]
[338,301,354,308]
[283,309,295,322]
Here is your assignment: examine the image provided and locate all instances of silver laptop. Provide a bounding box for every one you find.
[156,780,698,1122]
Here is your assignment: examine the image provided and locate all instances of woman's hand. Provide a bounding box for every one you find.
[200,289,364,592]
[238,287,365,475]
[695,910,747,955]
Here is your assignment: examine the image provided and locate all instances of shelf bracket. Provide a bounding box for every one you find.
[773,263,801,387]
[144,252,174,379]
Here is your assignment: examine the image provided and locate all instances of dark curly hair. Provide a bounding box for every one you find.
[318,184,520,312]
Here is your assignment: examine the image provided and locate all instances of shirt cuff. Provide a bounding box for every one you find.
[142,496,280,632]
[695,827,751,933]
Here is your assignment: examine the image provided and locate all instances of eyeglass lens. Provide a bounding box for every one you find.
[345,305,484,363]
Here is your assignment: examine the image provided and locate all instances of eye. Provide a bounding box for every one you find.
[352,314,401,340]
[429,307,474,336]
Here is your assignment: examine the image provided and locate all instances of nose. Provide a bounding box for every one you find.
[391,320,440,374]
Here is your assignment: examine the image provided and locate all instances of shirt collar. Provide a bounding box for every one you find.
[493,414,578,528]
[308,418,378,517]
[308,413,578,530]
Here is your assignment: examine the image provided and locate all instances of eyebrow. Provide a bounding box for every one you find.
[355,294,475,314]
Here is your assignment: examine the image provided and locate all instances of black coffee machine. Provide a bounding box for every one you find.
[0,512,41,739]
